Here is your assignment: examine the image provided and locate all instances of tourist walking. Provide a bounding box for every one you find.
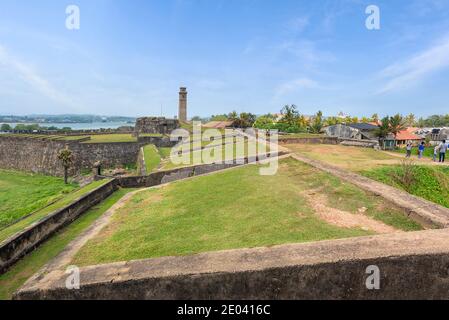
[406,143,412,158]
[418,142,425,159]
[434,144,440,162]
[439,140,447,163]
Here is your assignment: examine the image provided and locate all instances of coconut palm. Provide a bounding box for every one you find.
[58,147,73,184]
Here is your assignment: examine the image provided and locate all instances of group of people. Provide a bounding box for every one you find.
[405,140,448,163]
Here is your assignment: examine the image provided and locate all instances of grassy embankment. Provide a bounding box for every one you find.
[288,144,449,210]
[363,165,449,209]
[71,158,421,267]
[0,170,78,229]
[0,179,112,243]
[0,188,136,300]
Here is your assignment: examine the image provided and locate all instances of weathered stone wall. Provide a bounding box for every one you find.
[279,136,379,148]
[135,117,179,135]
[0,179,118,274]
[325,124,362,139]
[14,229,449,300]
[0,136,142,176]
[115,152,284,188]
[137,135,177,147]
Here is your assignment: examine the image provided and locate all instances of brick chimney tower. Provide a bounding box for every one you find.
[178,87,187,122]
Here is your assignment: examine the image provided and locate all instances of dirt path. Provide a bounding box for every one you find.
[302,189,399,234]
[383,151,449,166]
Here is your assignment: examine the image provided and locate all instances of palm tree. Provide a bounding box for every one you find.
[58,147,73,184]
[309,111,324,134]
[374,117,391,149]
[280,105,299,125]
[404,113,416,127]
[389,114,406,139]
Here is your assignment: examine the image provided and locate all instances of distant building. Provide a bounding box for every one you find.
[325,123,379,140]
[179,87,188,122]
[428,128,449,143]
[134,117,179,135]
[394,129,424,146]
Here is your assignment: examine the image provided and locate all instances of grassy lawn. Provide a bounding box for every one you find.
[143,145,161,173]
[288,144,400,172]
[81,134,137,143]
[0,188,137,300]
[55,134,137,143]
[393,147,435,159]
[160,140,271,170]
[138,133,163,137]
[0,179,112,243]
[71,158,420,267]
[363,165,449,209]
[0,170,78,229]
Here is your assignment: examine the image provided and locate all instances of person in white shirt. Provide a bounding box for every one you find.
[439,140,448,163]
[434,145,440,162]
[406,143,412,158]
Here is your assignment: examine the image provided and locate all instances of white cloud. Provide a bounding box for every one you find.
[0,44,76,108]
[378,35,449,93]
[275,77,320,96]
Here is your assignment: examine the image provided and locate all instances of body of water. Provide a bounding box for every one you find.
[1,122,135,130]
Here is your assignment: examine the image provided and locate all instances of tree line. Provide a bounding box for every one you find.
[194,107,449,134]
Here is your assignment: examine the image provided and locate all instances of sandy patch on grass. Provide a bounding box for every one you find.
[302,189,399,234]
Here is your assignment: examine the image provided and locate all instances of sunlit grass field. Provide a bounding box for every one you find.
[71,158,420,267]
[0,170,78,229]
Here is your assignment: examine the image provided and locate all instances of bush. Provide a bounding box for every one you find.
[392,159,417,192]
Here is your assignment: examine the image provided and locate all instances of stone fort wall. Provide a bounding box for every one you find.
[0,136,142,176]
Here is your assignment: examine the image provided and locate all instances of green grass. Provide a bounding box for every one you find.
[56,134,137,143]
[363,165,449,209]
[158,147,172,159]
[160,139,271,170]
[0,188,137,300]
[81,134,137,143]
[143,145,161,173]
[393,147,435,159]
[0,179,112,243]
[138,133,163,137]
[0,170,78,229]
[71,158,419,267]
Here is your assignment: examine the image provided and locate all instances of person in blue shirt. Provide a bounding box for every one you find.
[418,142,425,159]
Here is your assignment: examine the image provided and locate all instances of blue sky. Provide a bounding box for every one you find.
[0,0,449,118]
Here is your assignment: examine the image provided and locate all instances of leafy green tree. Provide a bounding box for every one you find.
[279,105,299,126]
[253,116,275,129]
[236,112,256,128]
[1,124,12,131]
[371,113,379,123]
[404,113,416,127]
[58,147,74,184]
[309,111,324,134]
[374,116,391,149]
[210,114,228,121]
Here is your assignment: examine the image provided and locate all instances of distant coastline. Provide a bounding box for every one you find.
[0,122,135,130]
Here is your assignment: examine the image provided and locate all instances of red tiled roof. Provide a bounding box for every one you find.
[396,129,423,141]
